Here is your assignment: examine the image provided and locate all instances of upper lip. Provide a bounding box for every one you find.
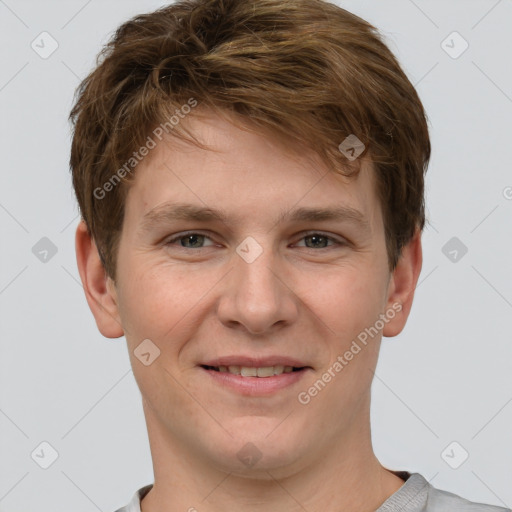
[200,356,310,368]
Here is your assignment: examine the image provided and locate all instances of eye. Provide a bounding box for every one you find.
[294,232,345,249]
[165,232,215,249]
[164,231,346,250]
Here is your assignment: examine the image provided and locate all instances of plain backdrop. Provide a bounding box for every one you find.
[0,1,511,511]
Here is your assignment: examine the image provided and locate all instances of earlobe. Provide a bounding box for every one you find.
[382,228,423,338]
[75,220,124,339]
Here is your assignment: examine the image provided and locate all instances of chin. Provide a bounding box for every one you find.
[205,418,306,474]
[214,447,304,478]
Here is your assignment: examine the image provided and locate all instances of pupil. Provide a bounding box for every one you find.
[183,234,203,248]
[307,235,326,248]
[181,234,327,249]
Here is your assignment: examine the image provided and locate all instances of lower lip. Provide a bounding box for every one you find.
[200,367,309,396]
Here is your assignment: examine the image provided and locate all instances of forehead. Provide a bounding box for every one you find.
[123,110,382,235]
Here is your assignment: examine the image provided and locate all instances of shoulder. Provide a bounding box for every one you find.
[427,482,509,512]
[113,484,153,512]
[416,473,509,512]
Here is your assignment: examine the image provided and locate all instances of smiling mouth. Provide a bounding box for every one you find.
[200,364,307,377]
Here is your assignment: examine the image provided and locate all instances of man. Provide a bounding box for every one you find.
[70,0,509,510]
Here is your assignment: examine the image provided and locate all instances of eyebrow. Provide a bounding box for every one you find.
[138,201,371,235]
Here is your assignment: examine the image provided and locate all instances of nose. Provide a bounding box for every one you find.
[216,239,299,336]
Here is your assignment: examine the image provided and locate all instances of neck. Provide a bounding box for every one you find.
[140,397,405,512]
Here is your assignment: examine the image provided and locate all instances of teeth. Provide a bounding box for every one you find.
[240,366,258,377]
[257,367,274,377]
[216,365,301,377]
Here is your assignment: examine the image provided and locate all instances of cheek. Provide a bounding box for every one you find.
[116,258,204,345]
[298,274,384,418]
[306,264,387,341]
[118,263,207,417]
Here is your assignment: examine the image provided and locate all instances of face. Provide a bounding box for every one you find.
[77,110,421,477]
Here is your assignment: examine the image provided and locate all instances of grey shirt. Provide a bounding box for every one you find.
[114,471,510,512]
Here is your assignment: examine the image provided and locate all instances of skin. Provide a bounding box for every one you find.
[76,110,422,512]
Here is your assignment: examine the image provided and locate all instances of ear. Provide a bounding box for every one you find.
[75,220,124,338]
[382,228,423,337]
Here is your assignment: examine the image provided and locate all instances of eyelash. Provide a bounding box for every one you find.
[164,231,346,250]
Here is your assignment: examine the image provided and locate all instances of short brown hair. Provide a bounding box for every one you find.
[69,0,431,282]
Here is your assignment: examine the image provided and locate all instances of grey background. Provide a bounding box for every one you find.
[1,0,511,511]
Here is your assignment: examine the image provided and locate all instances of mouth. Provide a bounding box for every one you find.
[198,361,312,396]
[200,364,307,377]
